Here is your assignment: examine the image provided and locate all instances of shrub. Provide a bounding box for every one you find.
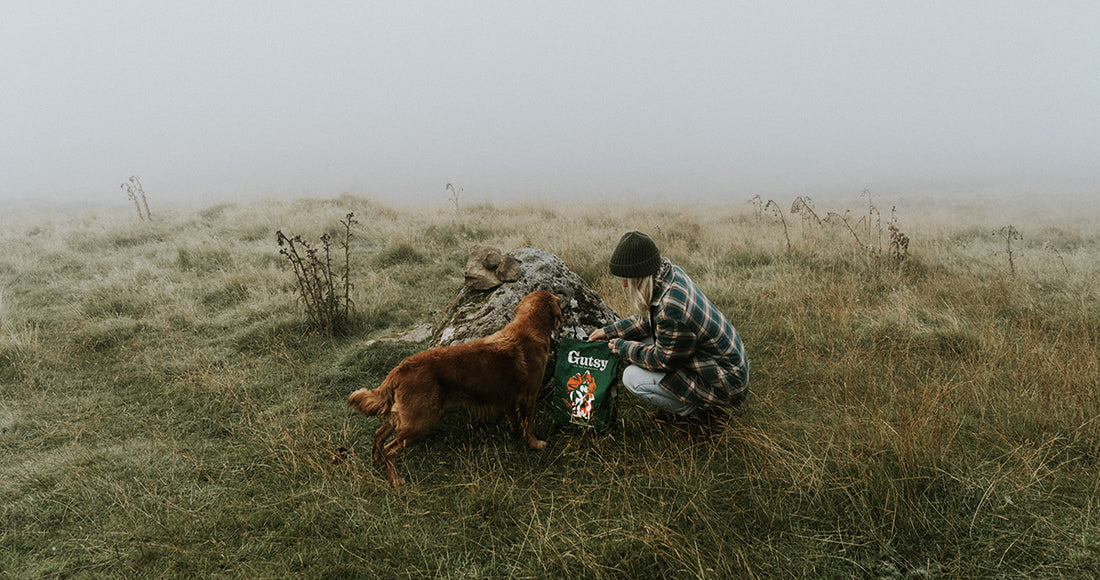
[276,213,358,336]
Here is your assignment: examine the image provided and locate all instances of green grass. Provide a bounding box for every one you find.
[1,195,1098,578]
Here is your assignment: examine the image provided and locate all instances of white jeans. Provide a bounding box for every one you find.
[622,365,696,416]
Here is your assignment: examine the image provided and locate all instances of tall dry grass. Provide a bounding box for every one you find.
[0,193,1097,578]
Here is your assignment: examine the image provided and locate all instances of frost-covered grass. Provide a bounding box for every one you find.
[1,193,1098,578]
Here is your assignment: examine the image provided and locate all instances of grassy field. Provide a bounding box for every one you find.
[1,193,1098,578]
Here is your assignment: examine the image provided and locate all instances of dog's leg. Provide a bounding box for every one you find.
[373,417,396,465]
[505,406,521,434]
[379,399,436,487]
[519,415,546,451]
[518,381,546,451]
[381,423,433,487]
[381,437,408,487]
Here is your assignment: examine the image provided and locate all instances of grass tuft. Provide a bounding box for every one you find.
[376,242,426,268]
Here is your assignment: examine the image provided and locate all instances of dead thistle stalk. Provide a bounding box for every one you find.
[120,175,152,221]
[446,182,463,216]
[764,199,791,252]
[790,196,822,237]
[887,206,910,263]
[996,225,1023,276]
[861,189,881,258]
[276,212,358,336]
[825,210,863,248]
[748,195,764,221]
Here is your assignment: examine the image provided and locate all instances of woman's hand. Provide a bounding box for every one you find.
[587,328,608,342]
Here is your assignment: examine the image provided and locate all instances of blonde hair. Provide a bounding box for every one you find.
[624,275,654,320]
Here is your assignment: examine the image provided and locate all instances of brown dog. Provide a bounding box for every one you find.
[348,290,563,486]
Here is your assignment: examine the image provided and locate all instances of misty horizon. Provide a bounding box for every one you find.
[3,3,1098,207]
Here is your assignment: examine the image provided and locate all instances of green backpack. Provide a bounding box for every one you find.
[551,337,620,432]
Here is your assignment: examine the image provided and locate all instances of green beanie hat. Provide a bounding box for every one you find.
[609,231,661,277]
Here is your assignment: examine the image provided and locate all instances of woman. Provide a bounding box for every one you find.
[588,231,749,418]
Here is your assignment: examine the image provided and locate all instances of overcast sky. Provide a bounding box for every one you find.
[2,1,1098,206]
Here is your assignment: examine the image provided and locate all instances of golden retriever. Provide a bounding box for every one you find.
[348,290,562,486]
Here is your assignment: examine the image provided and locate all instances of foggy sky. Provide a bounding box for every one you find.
[3,2,1099,207]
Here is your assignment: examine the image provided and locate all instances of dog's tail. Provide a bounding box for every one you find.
[348,378,394,416]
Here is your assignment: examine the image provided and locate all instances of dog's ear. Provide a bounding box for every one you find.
[548,294,563,328]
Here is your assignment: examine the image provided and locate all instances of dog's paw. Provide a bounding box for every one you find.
[529,439,547,451]
[389,476,405,487]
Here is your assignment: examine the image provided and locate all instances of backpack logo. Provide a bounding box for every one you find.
[565,371,596,419]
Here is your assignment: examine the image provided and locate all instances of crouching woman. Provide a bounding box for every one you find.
[588,231,749,419]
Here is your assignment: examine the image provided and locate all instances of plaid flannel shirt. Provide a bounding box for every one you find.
[602,259,749,409]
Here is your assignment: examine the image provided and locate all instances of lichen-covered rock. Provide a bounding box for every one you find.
[433,247,620,388]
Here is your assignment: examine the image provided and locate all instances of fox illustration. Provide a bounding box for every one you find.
[565,371,596,420]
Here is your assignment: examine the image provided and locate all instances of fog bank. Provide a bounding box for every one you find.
[3,2,1098,206]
